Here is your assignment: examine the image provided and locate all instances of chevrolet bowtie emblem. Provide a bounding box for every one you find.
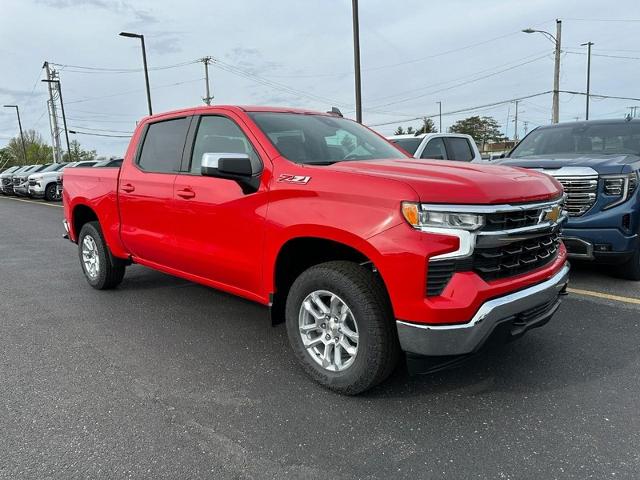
[540,206,561,224]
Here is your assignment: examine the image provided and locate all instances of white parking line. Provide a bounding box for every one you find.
[0,196,63,208]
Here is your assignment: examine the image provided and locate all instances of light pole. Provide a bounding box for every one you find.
[523,19,562,123]
[351,0,362,123]
[437,101,442,133]
[581,41,594,120]
[41,79,71,161]
[3,104,28,163]
[119,31,152,115]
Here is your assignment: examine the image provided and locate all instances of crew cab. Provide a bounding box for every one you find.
[63,105,569,394]
[501,119,640,279]
[387,133,482,162]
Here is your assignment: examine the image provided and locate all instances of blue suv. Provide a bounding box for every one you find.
[501,119,640,279]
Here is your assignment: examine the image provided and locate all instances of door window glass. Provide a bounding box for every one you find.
[190,116,261,174]
[138,117,190,173]
[420,138,447,159]
[445,137,474,161]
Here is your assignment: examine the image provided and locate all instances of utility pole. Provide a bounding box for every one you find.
[351,0,362,123]
[522,19,561,123]
[553,19,562,124]
[43,61,63,163]
[524,121,529,135]
[437,101,442,133]
[3,105,28,163]
[201,57,214,105]
[119,32,152,115]
[514,100,519,141]
[42,78,71,161]
[582,41,594,120]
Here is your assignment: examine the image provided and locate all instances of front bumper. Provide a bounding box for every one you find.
[562,227,639,263]
[396,263,570,356]
[28,184,45,197]
[14,184,30,196]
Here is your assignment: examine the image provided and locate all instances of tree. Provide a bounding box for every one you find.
[63,139,97,162]
[406,126,415,134]
[449,116,504,144]
[4,129,53,166]
[416,117,437,134]
[394,126,405,135]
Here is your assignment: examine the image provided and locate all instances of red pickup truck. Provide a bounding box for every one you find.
[63,105,569,394]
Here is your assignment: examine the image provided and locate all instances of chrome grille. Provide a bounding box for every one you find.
[553,175,598,216]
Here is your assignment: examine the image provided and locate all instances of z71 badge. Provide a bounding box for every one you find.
[277,174,311,185]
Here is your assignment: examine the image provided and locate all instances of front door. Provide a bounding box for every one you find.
[171,113,270,296]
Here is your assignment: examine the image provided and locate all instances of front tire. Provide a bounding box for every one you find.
[78,221,126,289]
[44,183,60,201]
[616,248,640,280]
[285,261,399,395]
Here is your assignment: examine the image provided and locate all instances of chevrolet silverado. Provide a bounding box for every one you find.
[63,105,569,394]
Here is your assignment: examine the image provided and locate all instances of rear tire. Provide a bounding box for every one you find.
[78,221,126,289]
[616,248,640,280]
[285,261,399,395]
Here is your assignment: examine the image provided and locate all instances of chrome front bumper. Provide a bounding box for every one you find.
[396,263,570,356]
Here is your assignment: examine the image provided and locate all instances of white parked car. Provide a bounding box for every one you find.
[387,133,482,162]
[27,163,67,200]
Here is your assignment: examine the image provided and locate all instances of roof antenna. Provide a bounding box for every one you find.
[327,107,343,117]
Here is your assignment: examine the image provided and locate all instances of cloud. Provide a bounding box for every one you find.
[35,0,158,24]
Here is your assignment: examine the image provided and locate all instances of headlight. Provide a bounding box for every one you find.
[401,202,485,231]
[602,172,639,210]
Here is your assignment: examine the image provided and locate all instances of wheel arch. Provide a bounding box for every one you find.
[269,233,393,325]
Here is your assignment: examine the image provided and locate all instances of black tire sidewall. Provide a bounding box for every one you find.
[285,262,391,393]
[78,222,110,289]
[44,183,57,201]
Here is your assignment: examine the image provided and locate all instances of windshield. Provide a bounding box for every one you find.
[511,122,640,158]
[389,137,422,155]
[2,166,20,174]
[249,112,406,164]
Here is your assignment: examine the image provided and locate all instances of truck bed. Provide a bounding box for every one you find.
[62,166,122,251]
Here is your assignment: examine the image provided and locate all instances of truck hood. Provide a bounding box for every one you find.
[500,154,640,175]
[328,158,561,204]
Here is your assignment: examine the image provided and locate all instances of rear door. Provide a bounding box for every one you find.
[170,112,269,294]
[118,115,191,267]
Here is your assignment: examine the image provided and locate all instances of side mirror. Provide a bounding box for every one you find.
[201,153,260,193]
[499,153,506,159]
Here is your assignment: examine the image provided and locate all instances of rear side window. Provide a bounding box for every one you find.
[420,138,447,159]
[190,116,261,174]
[138,117,190,173]
[444,137,474,161]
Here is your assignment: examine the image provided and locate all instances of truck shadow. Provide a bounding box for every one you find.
[364,299,640,400]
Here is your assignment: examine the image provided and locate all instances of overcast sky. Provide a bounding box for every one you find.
[1,0,639,157]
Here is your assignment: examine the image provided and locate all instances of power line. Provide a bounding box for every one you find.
[564,50,640,61]
[68,129,131,138]
[366,53,552,111]
[368,91,553,127]
[50,59,200,74]
[65,77,204,105]
[68,125,133,134]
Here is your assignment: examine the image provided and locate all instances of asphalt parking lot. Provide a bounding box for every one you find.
[0,196,638,480]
